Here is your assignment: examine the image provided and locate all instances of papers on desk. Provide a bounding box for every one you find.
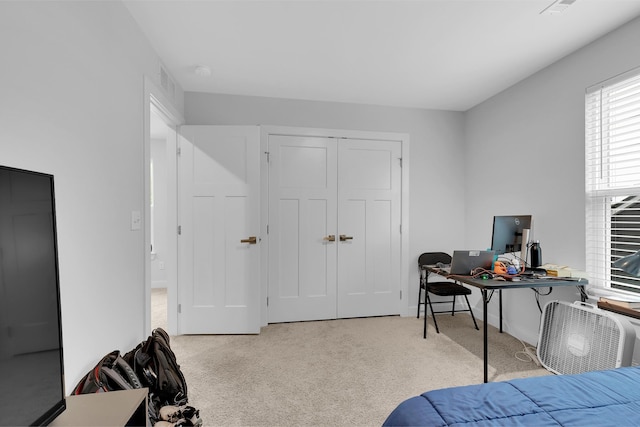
[539,263,588,279]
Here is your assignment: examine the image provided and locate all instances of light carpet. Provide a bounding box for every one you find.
[152,289,549,426]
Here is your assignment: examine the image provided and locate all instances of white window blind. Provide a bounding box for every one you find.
[586,68,640,292]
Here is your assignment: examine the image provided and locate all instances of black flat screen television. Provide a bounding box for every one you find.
[491,215,532,255]
[0,165,66,426]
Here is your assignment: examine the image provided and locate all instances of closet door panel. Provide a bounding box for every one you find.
[268,135,338,322]
[337,139,402,318]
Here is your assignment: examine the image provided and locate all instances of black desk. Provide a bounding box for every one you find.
[422,267,587,383]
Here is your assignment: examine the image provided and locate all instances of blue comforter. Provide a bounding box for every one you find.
[383,366,640,426]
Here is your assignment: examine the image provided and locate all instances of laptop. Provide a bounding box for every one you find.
[444,250,495,275]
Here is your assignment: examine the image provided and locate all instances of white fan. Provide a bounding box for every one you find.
[537,301,636,375]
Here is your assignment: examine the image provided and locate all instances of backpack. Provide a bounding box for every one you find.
[72,350,142,394]
[124,328,188,411]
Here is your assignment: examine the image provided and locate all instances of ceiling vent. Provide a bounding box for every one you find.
[159,62,176,101]
[541,0,578,15]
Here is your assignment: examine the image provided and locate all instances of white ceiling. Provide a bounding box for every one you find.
[125,0,640,112]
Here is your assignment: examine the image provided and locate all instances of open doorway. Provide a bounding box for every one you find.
[143,79,183,336]
[150,106,170,331]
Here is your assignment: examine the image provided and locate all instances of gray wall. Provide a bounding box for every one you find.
[186,93,467,313]
[465,16,640,344]
[0,1,183,391]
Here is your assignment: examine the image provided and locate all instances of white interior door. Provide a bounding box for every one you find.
[267,135,338,322]
[337,139,402,318]
[178,126,260,334]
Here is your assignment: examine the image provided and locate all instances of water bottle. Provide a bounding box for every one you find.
[531,241,542,268]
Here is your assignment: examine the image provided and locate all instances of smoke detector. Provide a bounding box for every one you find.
[194,65,212,77]
[541,0,578,15]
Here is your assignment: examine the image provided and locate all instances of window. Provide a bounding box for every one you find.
[586,68,640,293]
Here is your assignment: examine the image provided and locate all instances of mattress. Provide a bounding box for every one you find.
[383,366,640,426]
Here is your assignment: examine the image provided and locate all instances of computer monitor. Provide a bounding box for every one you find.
[491,215,532,255]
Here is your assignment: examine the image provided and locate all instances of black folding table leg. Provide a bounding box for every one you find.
[423,304,427,338]
[499,289,503,333]
[482,289,489,383]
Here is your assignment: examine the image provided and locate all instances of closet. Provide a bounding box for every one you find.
[266,130,404,322]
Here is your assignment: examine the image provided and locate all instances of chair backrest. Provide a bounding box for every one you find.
[418,252,452,268]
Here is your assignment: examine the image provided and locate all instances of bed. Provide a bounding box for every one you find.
[383,366,640,426]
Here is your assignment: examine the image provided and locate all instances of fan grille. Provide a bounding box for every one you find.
[538,302,627,374]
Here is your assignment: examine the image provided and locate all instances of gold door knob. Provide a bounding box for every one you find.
[323,235,336,242]
[339,235,353,241]
[240,236,257,244]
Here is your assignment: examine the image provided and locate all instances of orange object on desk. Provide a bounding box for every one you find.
[494,261,507,274]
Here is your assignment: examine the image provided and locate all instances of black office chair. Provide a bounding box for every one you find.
[417,252,479,338]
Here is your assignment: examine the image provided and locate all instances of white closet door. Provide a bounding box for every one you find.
[178,126,261,334]
[267,133,402,322]
[267,135,338,322]
[337,139,402,318]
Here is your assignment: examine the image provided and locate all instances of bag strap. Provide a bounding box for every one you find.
[114,355,143,389]
[101,366,134,390]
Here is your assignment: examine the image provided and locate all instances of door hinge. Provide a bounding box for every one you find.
[177,146,181,156]
[399,157,402,167]
[400,224,402,234]
[266,297,269,307]
[178,225,182,235]
[178,304,182,313]
[400,290,403,300]
[265,151,270,163]
[266,224,269,235]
